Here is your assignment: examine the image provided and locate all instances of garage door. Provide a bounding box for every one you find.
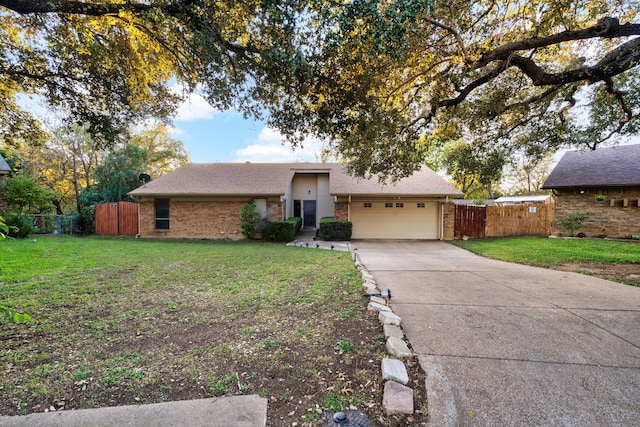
[351,201,439,239]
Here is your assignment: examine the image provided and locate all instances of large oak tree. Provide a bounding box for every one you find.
[2,0,639,178]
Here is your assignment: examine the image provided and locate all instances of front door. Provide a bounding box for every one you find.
[303,200,316,227]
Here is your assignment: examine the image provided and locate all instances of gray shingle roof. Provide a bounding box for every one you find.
[0,154,11,175]
[128,163,462,197]
[542,145,640,189]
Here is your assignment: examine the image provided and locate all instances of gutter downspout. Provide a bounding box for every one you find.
[440,199,444,240]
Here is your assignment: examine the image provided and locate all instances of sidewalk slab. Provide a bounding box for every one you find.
[0,395,267,427]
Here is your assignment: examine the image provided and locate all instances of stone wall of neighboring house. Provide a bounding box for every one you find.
[441,202,455,240]
[138,198,283,239]
[554,187,640,237]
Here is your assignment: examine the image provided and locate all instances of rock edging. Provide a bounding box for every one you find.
[352,248,417,416]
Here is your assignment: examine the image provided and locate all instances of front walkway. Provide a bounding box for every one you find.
[287,227,352,251]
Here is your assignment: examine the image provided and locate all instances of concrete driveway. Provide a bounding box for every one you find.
[354,241,640,426]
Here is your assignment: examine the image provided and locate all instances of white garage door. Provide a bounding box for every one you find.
[351,201,439,239]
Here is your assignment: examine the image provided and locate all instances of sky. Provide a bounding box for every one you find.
[170,91,330,164]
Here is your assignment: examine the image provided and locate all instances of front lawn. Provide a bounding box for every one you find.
[0,237,424,425]
[452,236,640,286]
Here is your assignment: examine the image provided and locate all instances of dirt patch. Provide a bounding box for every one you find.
[551,262,640,286]
[1,297,427,426]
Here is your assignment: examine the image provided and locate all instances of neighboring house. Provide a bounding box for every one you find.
[542,145,640,238]
[128,162,463,240]
[0,154,11,213]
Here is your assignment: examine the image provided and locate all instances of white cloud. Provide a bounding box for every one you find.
[169,83,219,122]
[174,92,218,122]
[233,126,335,163]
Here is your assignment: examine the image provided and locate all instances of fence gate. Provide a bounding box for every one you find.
[454,205,486,238]
[95,202,139,236]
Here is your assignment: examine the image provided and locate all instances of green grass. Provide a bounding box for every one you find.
[452,236,640,267]
[0,236,397,424]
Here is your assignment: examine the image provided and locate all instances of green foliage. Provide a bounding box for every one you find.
[323,392,343,411]
[1,174,56,214]
[2,1,640,181]
[441,141,506,199]
[556,213,590,236]
[0,305,31,323]
[287,217,302,234]
[0,214,18,240]
[129,124,191,177]
[3,213,34,238]
[73,206,96,235]
[336,339,354,354]
[209,372,238,394]
[263,219,298,242]
[240,200,261,240]
[92,145,149,203]
[318,218,352,241]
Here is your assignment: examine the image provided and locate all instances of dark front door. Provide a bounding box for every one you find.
[294,200,301,218]
[303,200,316,227]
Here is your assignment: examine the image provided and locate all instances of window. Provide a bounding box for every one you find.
[155,199,170,230]
[395,202,404,208]
[385,202,393,208]
[364,202,372,208]
[417,202,425,208]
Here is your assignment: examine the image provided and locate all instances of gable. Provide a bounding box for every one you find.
[542,145,640,189]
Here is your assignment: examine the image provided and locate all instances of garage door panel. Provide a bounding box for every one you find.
[352,201,438,239]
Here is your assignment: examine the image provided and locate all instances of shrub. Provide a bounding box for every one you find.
[556,212,589,236]
[32,214,57,234]
[318,217,352,241]
[74,205,96,235]
[3,213,34,238]
[263,219,298,242]
[240,200,261,239]
[287,217,302,233]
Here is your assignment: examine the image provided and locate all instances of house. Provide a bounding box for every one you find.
[0,154,11,213]
[128,162,463,240]
[542,145,640,237]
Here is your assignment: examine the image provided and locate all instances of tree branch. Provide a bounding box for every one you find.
[474,18,640,69]
[0,0,259,55]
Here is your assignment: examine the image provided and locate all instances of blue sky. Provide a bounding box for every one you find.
[170,91,330,164]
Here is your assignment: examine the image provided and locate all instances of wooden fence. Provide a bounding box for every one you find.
[95,202,139,236]
[454,205,486,238]
[455,204,555,238]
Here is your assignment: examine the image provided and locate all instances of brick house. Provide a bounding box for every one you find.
[542,145,640,238]
[128,162,462,240]
[0,154,11,213]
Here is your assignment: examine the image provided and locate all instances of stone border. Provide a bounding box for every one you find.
[352,248,416,416]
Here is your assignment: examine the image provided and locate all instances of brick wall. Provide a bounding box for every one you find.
[139,198,283,240]
[555,187,640,237]
[441,202,455,240]
[334,202,349,221]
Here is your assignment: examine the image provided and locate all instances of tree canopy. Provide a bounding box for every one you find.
[2,0,640,179]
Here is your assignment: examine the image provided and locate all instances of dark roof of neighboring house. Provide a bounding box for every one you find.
[542,145,640,189]
[0,154,11,175]
[128,163,462,197]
